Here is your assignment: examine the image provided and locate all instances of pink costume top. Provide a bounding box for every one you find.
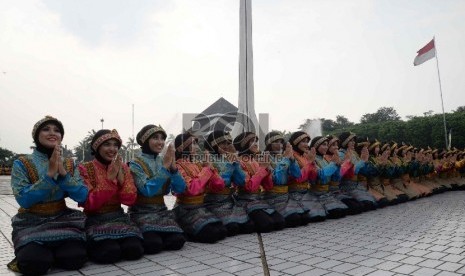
[238,156,273,193]
[290,152,318,186]
[176,159,224,198]
[79,159,137,214]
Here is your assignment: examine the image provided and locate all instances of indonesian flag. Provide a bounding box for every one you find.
[414,39,436,66]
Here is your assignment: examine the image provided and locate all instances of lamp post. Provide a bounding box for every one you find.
[100,118,104,129]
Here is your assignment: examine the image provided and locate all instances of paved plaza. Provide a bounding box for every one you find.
[1,175,465,276]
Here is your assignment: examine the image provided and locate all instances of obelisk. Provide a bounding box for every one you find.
[232,0,261,140]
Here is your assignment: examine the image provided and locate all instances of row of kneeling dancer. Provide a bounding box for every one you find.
[8,115,465,275]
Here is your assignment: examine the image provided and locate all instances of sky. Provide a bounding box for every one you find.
[1,0,465,154]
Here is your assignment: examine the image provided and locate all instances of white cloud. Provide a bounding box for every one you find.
[1,0,464,153]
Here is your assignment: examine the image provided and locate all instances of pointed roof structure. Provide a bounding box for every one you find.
[189,97,238,140]
[194,97,237,120]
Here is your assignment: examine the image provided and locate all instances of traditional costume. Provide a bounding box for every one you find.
[288,131,326,222]
[9,116,88,274]
[262,132,306,227]
[233,132,285,232]
[203,131,254,235]
[173,132,227,243]
[80,129,143,263]
[310,136,348,218]
[337,132,377,211]
[128,125,186,253]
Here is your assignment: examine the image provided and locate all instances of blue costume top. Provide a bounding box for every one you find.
[270,157,301,185]
[338,149,366,175]
[314,155,339,185]
[210,155,246,188]
[11,149,88,208]
[129,153,186,196]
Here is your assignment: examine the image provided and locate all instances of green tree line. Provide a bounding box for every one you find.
[309,106,465,150]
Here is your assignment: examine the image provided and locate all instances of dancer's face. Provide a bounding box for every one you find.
[38,123,62,149]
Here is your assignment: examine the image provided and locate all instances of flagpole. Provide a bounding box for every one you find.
[433,36,448,149]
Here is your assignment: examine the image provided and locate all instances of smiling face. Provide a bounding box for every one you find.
[218,139,235,154]
[38,123,62,149]
[347,139,355,150]
[97,139,120,162]
[297,137,310,153]
[270,139,284,153]
[148,133,166,154]
[317,141,329,155]
[328,141,339,155]
[248,136,259,154]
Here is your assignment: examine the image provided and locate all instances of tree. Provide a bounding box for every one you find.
[423,110,434,116]
[73,129,96,162]
[360,107,401,124]
[454,106,465,113]
[335,115,354,128]
[0,147,16,166]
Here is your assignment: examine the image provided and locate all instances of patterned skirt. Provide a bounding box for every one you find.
[339,180,377,203]
[11,207,86,251]
[128,204,183,234]
[263,192,306,218]
[289,190,326,218]
[235,193,276,215]
[392,178,420,199]
[87,208,142,241]
[204,193,249,225]
[174,203,221,235]
[312,191,348,214]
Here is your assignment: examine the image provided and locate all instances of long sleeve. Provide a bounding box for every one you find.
[272,158,290,185]
[176,163,210,196]
[242,163,269,193]
[129,160,170,197]
[363,161,379,177]
[56,163,88,204]
[318,162,338,184]
[354,160,366,174]
[231,162,246,186]
[340,160,354,179]
[170,171,187,194]
[11,159,58,209]
[118,164,137,206]
[289,159,302,179]
[208,170,226,193]
[292,154,317,183]
[78,163,118,212]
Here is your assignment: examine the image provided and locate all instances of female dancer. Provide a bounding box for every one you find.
[9,116,88,274]
[262,131,306,227]
[233,132,285,232]
[80,129,144,263]
[128,125,186,253]
[173,132,227,243]
[204,131,255,236]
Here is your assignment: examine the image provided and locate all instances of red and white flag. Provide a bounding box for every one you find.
[414,39,436,66]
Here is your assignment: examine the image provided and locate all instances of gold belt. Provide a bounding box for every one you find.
[288,182,309,191]
[18,199,67,215]
[176,195,205,205]
[136,195,164,205]
[328,181,339,187]
[207,187,233,195]
[310,183,329,192]
[237,187,260,194]
[95,204,122,214]
[268,185,288,194]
